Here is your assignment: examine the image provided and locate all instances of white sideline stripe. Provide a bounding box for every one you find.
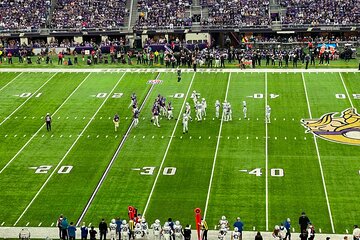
[338,73,354,108]
[0,72,23,92]
[13,72,127,226]
[265,72,269,231]
[0,68,359,74]
[301,73,335,233]
[142,72,197,216]
[203,72,231,220]
[0,73,93,174]
[76,73,160,226]
[0,73,58,126]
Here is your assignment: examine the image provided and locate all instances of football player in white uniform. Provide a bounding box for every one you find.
[196,101,202,121]
[222,101,228,121]
[167,102,174,120]
[227,103,232,121]
[215,100,221,118]
[191,90,199,107]
[134,223,143,239]
[201,98,207,117]
[161,222,173,240]
[174,221,184,240]
[183,112,189,134]
[265,105,271,123]
[120,220,129,240]
[218,216,230,232]
[141,218,149,238]
[151,219,162,240]
[243,105,247,119]
[231,227,241,240]
[185,102,193,121]
[109,219,117,240]
[218,229,226,240]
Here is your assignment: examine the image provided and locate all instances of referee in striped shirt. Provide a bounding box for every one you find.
[200,219,208,240]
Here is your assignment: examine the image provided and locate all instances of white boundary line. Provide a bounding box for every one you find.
[203,72,231,220]
[301,73,335,233]
[0,72,23,92]
[265,72,269,231]
[76,73,160,226]
[13,72,127,226]
[0,73,58,126]
[0,73,93,174]
[338,72,355,108]
[143,72,197,216]
[0,68,358,73]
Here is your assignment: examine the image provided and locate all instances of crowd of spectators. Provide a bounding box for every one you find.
[0,0,50,30]
[135,0,193,30]
[281,0,360,26]
[201,0,270,27]
[51,0,128,29]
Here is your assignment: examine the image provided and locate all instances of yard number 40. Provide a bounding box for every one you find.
[248,168,284,177]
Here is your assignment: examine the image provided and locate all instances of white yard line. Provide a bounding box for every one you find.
[0,73,93,174]
[13,72,127,226]
[301,73,335,233]
[203,72,231,220]
[0,73,58,126]
[142,72,197,216]
[0,68,358,74]
[338,73,354,108]
[76,73,160,226]
[0,72,23,92]
[265,72,269,231]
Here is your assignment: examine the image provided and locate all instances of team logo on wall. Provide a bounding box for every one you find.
[302,108,360,146]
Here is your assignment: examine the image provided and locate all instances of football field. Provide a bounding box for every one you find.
[0,68,359,234]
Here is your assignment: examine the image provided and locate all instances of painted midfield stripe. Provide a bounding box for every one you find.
[301,73,335,233]
[203,72,231,219]
[0,73,58,126]
[142,72,197,216]
[265,72,269,231]
[14,72,127,226]
[0,73,93,174]
[76,73,159,226]
[0,72,23,92]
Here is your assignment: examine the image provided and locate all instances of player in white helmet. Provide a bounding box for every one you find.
[151,219,162,240]
[185,102,193,121]
[265,105,271,123]
[161,222,173,240]
[120,220,129,240]
[167,102,174,120]
[196,101,202,121]
[174,221,184,240]
[201,98,207,117]
[227,103,232,121]
[215,100,221,118]
[231,227,241,240]
[183,112,189,134]
[191,90,199,107]
[141,218,149,238]
[243,104,247,119]
[222,101,229,121]
[134,223,143,239]
[218,229,227,240]
[109,219,117,240]
[218,216,230,231]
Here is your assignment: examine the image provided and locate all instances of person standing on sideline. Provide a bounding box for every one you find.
[45,113,52,131]
[177,67,182,82]
[305,54,310,69]
[233,217,244,239]
[68,222,77,240]
[89,226,97,240]
[99,219,108,240]
[19,228,31,240]
[113,114,120,131]
[298,212,310,233]
[81,222,89,240]
[58,214,64,239]
[200,218,208,240]
[254,232,262,240]
[284,218,291,240]
[109,219,117,240]
[184,225,191,240]
[61,217,69,240]
[353,225,360,240]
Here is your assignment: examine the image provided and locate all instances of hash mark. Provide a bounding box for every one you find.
[143,136,146,139]
[26,222,29,226]
[1,222,5,226]
[38,222,42,226]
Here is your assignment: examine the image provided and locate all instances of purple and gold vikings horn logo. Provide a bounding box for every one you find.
[302,108,360,146]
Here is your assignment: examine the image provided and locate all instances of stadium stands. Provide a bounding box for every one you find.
[51,0,128,29]
[135,0,193,30]
[0,0,50,30]
[201,0,270,27]
[281,0,360,26]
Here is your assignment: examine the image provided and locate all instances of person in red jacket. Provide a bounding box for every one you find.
[58,52,63,65]
[7,52,12,64]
